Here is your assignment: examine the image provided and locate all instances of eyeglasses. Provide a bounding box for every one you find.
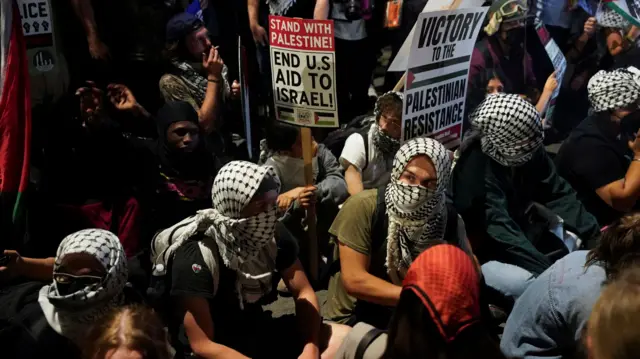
[53,272,104,287]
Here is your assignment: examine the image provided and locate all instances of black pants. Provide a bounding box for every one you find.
[335,37,376,124]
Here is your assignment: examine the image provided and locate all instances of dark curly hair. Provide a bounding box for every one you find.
[376,93,403,121]
[586,212,640,280]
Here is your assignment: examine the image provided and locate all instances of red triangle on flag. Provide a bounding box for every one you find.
[406,71,415,90]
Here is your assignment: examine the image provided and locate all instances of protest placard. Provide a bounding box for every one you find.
[269,16,338,127]
[536,23,567,124]
[604,0,640,27]
[238,36,252,159]
[401,7,487,148]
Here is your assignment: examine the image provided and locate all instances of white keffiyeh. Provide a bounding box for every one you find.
[470,93,543,167]
[152,161,280,308]
[596,2,629,29]
[588,68,640,112]
[385,137,452,280]
[39,229,128,345]
[372,91,403,155]
[267,0,297,16]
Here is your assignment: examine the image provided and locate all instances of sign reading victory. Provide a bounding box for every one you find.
[269,16,339,127]
[401,7,488,148]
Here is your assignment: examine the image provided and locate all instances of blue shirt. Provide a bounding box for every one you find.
[500,251,605,359]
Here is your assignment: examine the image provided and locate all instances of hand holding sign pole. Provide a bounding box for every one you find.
[269,16,338,282]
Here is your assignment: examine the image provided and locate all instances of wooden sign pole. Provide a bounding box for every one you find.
[300,127,319,282]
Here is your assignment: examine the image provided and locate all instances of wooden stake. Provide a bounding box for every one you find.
[300,127,319,282]
[393,72,407,92]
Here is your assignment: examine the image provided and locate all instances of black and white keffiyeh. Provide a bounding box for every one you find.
[267,0,297,15]
[39,229,128,344]
[152,161,281,307]
[171,60,231,104]
[596,2,629,29]
[372,92,403,155]
[384,137,452,280]
[588,69,640,112]
[470,93,543,167]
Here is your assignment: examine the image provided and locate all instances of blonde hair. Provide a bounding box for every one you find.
[588,266,640,359]
[84,305,171,359]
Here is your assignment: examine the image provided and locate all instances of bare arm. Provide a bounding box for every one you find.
[314,0,330,20]
[344,163,365,196]
[282,259,321,358]
[339,242,402,307]
[595,134,640,212]
[181,297,250,359]
[248,0,260,28]
[69,0,98,38]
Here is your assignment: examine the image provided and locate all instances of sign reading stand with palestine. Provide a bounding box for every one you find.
[269,16,338,127]
[402,7,487,148]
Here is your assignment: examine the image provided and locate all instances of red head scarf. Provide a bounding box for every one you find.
[402,244,481,343]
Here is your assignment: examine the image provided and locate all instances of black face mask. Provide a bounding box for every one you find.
[503,27,526,52]
[620,109,640,136]
[53,272,103,296]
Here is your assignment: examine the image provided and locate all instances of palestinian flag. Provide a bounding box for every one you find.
[0,1,31,249]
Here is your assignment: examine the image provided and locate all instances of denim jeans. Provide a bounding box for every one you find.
[481,261,536,302]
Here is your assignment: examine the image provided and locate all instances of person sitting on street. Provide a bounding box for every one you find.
[340,92,403,196]
[501,212,640,359]
[452,93,600,303]
[556,68,640,227]
[324,137,474,328]
[150,161,349,359]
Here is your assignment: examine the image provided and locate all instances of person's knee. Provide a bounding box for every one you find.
[321,322,352,359]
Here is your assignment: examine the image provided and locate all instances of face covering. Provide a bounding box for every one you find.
[39,229,128,344]
[372,124,401,155]
[470,93,543,167]
[384,137,452,281]
[588,69,640,113]
[504,27,525,56]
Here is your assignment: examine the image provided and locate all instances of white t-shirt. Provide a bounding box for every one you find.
[339,126,392,189]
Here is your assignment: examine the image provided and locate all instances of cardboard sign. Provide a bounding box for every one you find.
[536,23,567,123]
[605,0,640,27]
[238,36,253,159]
[269,16,339,128]
[401,7,487,148]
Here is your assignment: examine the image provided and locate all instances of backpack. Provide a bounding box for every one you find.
[322,115,375,171]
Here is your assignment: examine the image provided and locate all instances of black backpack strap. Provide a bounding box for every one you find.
[354,328,385,359]
[370,185,389,252]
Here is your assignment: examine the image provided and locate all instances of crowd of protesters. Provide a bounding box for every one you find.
[3,0,640,358]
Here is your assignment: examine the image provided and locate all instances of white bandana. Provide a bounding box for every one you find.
[588,69,640,112]
[470,93,543,167]
[384,137,452,280]
[152,161,281,308]
[39,229,128,345]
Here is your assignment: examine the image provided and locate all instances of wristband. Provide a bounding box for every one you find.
[208,77,221,83]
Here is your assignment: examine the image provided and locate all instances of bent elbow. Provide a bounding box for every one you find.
[341,273,366,298]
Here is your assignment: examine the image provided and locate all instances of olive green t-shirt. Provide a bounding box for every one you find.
[323,189,395,325]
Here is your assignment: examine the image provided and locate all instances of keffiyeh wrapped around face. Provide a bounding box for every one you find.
[588,69,640,112]
[39,229,128,344]
[470,93,543,167]
[373,92,403,155]
[152,161,281,307]
[384,137,452,280]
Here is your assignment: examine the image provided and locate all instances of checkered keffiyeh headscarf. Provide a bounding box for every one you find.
[596,2,629,29]
[588,69,640,112]
[385,137,452,280]
[151,161,281,307]
[39,229,128,344]
[373,91,403,155]
[470,93,543,167]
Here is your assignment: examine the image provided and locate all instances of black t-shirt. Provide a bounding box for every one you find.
[168,222,299,356]
[555,114,633,226]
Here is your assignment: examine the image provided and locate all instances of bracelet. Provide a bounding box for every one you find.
[208,78,221,83]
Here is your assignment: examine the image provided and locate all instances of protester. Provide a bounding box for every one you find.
[0,229,133,358]
[452,93,600,302]
[501,212,640,358]
[160,12,240,137]
[314,0,377,122]
[597,7,640,59]
[85,305,173,359]
[467,68,559,117]
[261,121,348,266]
[470,0,537,104]
[339,92,402,196]
[336,244,502,359]
[150,161,349,358]
[324,137,473,328]
[587,265,640,359]
[556,68,640,227]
